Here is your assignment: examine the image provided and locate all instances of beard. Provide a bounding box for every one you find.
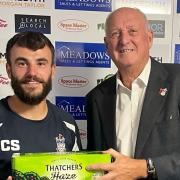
[10,73,52,105]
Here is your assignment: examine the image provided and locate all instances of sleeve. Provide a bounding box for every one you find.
[153,153,180,180]
[85,92,105,151]
[72,122,82,151]
[63,117,82,151]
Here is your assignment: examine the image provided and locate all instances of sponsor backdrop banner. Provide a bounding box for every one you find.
[0,0,178,149]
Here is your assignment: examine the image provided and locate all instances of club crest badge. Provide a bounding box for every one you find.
[159,88,168,96]
[55,134,66,152]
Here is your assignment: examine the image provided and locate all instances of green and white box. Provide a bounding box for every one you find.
[12,151,111,180]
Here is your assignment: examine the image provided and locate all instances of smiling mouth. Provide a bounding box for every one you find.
[26,81,39,83]
[119,49,134,53]
[22,81,41,88]
[23,81,40,85]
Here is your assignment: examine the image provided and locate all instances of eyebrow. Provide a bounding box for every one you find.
[126,25,138,29]
[109,25,137,32]
[36,58,49,62]
[14,57,28,63]
[14,57,49,63]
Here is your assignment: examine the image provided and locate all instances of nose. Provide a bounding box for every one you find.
[119,31,130,45]
[26,64,37,76]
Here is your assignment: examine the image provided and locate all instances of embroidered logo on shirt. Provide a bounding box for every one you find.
[55,134,66,152]
[0,123,3,127]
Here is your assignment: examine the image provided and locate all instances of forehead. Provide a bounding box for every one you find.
[107,8,146,30]
[10,45,52,60]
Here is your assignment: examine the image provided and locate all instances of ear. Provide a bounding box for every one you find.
[6,63,12,79]
[148,30,153,49]
[104,37,109,50]
[51,64,56,78]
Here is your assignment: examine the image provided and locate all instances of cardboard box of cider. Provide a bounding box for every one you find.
[12,151,111,180]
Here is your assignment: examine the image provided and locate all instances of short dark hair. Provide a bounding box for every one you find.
[6,31,54,65]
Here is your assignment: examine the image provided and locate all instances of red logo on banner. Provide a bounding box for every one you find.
[79,129,87,139]
[58,19,89,32]
[59,75,89,88]
[0,75,10,85]
[0,19,8,28]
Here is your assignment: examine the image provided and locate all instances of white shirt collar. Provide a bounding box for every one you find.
[116,58,151,90]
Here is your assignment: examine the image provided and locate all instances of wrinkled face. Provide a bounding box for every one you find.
[104,8,153,69]
[6,45,55,105]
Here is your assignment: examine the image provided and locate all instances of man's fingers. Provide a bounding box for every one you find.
[103,148,122,159]
[7,176,12,180]
[86,163,113,172]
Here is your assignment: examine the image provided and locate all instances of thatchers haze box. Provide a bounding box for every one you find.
[12,151,111,180]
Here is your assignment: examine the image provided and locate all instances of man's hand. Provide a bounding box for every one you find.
[7,176,12,180]
[86,148,148,180]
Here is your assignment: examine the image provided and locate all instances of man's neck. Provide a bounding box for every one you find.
[118,59,149,89]
[7,95,48,121]
[118,69,139,90]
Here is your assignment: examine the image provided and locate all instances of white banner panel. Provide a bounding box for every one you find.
[0,0,178,149]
